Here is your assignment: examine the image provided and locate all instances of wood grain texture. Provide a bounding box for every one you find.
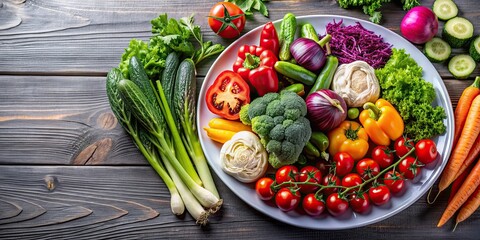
[0,166,478,240]
[0,0,478,78]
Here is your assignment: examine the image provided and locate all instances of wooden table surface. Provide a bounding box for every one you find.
[1,0,479,239]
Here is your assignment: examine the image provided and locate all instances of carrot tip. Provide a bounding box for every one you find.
[452,222,459,232]
[427,186,441,204]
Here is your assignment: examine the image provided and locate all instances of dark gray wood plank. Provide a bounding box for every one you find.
[0,0,478,78]
[0,75,472,165]
[0,165,478,240]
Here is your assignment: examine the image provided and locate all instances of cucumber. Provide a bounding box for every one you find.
[279,13,297,61]
[161,52,180,110]
[308,55,339,95]
[424,37,451,63]
[274,61,317,86]
[469,36,480,62]
[448,54,476,79]
[173,59,198,130]
[442,17,474,48]
[300,23,319,42]
[432,0,458,21]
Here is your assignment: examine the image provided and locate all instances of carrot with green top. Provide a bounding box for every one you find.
[453,76,480,148]
[438,157,480,227]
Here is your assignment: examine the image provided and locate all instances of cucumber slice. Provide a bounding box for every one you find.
[448,54,476,79]
[424,37,451,63]
[432,0,458,21]
[443,17,474,48]
[469,36,480,62]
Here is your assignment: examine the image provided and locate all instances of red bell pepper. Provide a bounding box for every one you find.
[232,45,278,96]
[260,22,280,56]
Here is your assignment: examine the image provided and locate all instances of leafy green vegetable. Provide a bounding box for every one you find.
[375,48,446,141]
[337,0,420,24]
[224,0,269,17]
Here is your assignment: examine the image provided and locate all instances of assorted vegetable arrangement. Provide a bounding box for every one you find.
[107,14,226,225]
[203,12,448,220]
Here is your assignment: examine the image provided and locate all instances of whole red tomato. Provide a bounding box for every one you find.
[208,2,246,39]
[341,173,363,193]
[275,165,299,187]
[398,156,422,179]
[302,193,325,216]
[349,192,371,214]
[326,193,349,217]
[415,139,438,164]
[368,185,391,206]
[255,177,275,200]
[394,136,414,158]
[333,152,355,177]
[275,187,301,212]
[383,171,405,194]
[205,70,250,120]
[298,166,322,194]
[322,173,341,197]
[371,145,395,169]
[355,158,380,180]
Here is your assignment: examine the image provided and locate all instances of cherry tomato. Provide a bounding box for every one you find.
[275,187,301,212]
[275,165,299,187]
[255,177,275,200]
[333,152,355,177]
[298,166,322,194]
[315,159,330,176]
[302,193,325,216]
[326,193,349,217]
[383,171,405,194]
[341,173,363,193]
[355,158,380,180]
[208,2,246,39]
[371,145,395,169]
[205,70,250,120]
[368,185,391,206]
[394,136,414,158]
[398,156,422,179]
[349,192,371,214]
[415,139,438,164]
[322,173,341,197]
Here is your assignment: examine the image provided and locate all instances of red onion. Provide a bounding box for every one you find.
[306,89,347,132]
[290,38,326,72]
[400,6,438,44]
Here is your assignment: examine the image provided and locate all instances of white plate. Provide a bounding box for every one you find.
[197,15,454,230]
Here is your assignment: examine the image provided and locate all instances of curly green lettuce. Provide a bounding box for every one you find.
[375,48,446,141]
[338,0,420,24]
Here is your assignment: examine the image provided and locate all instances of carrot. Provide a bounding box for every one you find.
[448,166,471,203]
[453,134,480,180]
[454,185,480,231]
[453,77,480,148]
[437,95,480,194]
[437,157,480,227]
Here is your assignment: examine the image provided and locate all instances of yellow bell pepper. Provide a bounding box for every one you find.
[203,127,236,144]
[328,121,369,161]
[359,99,404,146]
[204,118,252,143]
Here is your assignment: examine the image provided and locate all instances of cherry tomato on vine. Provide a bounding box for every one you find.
[302,193,325,216]
[322,173,341,197]
[341,173,363,193]
[298,166,322,194]
[208,2,246,39]
[275,165,299,187]
[255,177,275,200]
[371,145,395,169]
[383,171,405,194]
[398,156,422,179]
[349,192,371,214]
[355,158,380,180]
[326,193,349,217]
[415,139,438,164]
[368,185,391,206]
[333,152,355,177]
[394,136,414,158]
[275,187,301,212]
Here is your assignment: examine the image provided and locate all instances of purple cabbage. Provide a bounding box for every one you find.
[325,20,392,69]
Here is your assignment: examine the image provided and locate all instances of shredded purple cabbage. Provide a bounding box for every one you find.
[325,20,392,68]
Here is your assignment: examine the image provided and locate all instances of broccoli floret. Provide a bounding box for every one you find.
[239,104,251,125]
[244,90,312,168]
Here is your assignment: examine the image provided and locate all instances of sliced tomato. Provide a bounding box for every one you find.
[205,70,250,120]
